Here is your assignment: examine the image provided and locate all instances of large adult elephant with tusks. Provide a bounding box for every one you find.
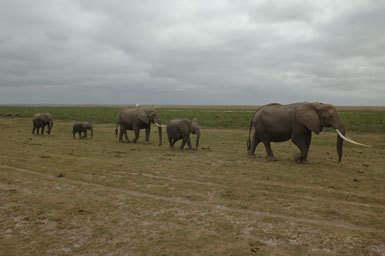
[247,102,370,163]
[115,107,163,145]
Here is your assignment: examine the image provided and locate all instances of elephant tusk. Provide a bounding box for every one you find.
[155,122,166,128]
[336,129,371,147]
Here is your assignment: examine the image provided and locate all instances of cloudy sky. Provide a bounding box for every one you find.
[0,0,384,105]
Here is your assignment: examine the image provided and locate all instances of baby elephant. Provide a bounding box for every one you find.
[5,113,13,119]
[167,119,200,151]
[73,122,93,139]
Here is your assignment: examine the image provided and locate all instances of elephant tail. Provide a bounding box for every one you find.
[114,123,119,137]
[247,119,253,150]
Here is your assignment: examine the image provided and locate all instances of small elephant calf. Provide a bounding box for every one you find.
[5,113,13,119]
[73,122,93,139]
[167,118,200,151]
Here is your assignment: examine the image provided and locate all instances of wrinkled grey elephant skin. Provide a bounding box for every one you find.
[32,113,54,136]
[167,119,201,151]
[115,107,163,145]
[247,102,346,163]
[73,122,93,139]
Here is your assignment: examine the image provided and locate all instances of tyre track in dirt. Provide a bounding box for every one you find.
[1,164,383,235]
[122,172,385,209]
[82,155,385,204]
[1,154,384,209]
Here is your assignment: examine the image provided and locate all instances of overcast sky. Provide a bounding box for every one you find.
[0,0,384,106]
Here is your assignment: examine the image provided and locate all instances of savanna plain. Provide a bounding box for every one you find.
[0,105,384,256]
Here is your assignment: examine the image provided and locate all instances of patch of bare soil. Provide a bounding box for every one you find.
[1,164,382,235]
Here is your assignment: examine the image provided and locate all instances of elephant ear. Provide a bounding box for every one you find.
[296,104,321,134]
[137,109,150,124]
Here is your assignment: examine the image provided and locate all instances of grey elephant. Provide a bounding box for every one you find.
[73,122,93,139]
[167,118,200,151]
[115,107,163,145]
[32,113,54,135]
[5,113,13,119]
[247,102,370,163]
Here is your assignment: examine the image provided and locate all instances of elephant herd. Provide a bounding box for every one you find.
[31,107,201,152]
[30,102,370,163]
[1,112,20,119]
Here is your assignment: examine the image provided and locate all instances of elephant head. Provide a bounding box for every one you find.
[190,118,201,149]
[296,102,369,162]
[85,122,94,139]
[45,115,54,135]
[137,108,163,145]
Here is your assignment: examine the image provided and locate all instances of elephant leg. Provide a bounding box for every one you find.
[84,131,87,139]
[118,128,124,142]
[36,127,40,135]
[248,131,261,158]
[262,140,277,161]
[123,129,130,142]
[171,138,178,149]
[305,132,312,150]
[132,129,140,143]
[41,126,45,135]
[180,138,187,151]
[168,137,174,149]
[291,134,310,164]
[145,126,150,144]
[185,135,193,151]
[33,125,36,135]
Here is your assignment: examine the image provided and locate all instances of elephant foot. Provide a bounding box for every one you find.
[300,159,309,164]
[248,152,256,158]
[266,156,277,162]
[294,153,308,164]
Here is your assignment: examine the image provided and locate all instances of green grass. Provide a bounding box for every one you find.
[1,106,384,132]
[339,111,385,133]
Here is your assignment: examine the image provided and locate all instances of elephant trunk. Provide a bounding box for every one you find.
[48,122,54,135]
[114,122,119,137]
[195,134,200,150]
[157,126,162,146]
[247,118,253,150]
[333,117,346,162]
[154,116,162,146]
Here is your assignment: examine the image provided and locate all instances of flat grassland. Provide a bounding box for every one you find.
[1,106,384,255]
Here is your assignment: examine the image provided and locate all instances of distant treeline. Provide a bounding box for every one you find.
[0,106,384,133]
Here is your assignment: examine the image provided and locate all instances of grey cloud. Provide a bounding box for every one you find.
[251,0,321,23]
[0,0,384,105]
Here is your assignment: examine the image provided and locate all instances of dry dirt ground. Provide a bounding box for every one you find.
[0,117,384,255]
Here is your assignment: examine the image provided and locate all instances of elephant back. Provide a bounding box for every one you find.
[33,113,53,122]
[167,119,191,133]
[117,108,136,126]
